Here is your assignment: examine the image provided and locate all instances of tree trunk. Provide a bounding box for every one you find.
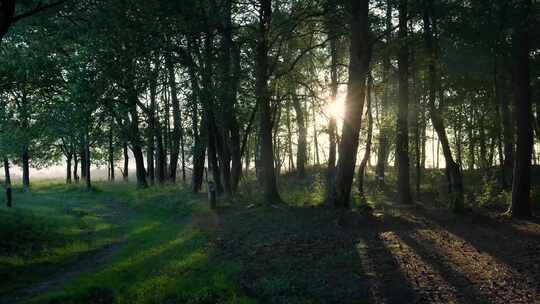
[166,52,182,184]
[413,64,422,198]
[357,74,373,202]
[66,153,72,184]
[327,0,371,209]
[200,32,229,196]
[375,0,392,189]
[186,40,206,193]
[468,110,476,170]
[478,113,488,170]
[129,103,148,188]
[4,158,11,187]
[396,0,412,205]
[73,150,79,183]
[496,61,514,189]
[256,0,282,203]
[219,0,241,195]
[423,0,463,212]
[85,137,91,191]
[155,128,166,184]
[4,158,11,208]
[123,142,129,181]
[146,127,155,186]
[0,1,15,41]
[325,0,339,188]
[207,121,223,194]
[149,63,164,185]
[286,99,295,172]
[312,104,320,166]
[292,93,307,178]
[109,126,116,182]
[230,43,243,191]
[192,129,207,193]
[80,145,86,182]
[22,146,30,191]
[510,0,532,218]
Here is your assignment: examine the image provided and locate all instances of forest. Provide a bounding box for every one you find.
[0,0,539,303]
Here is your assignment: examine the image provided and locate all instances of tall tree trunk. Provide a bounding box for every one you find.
[510,0,532,218]
[149,63,164,185]
[357,74,373,202]
[166,53,182,183]
[245,134,251,175]
[85,136,91,191]
[496,61,514,189]
[73,150,79,184]
[207,118,223,194]
[423,0,463,212]
[155,128,166,184]
[123,142,129,181]
[413,58,422,198]
[186,39,206,193]
[180,127,186,183]
[109,126,115,182]
[200,32,228,196]
[146,127,155,186]
[375,0,392,189]
[4,158,11,187]
[21,146,30,191]
[468,110,476,170]
[80,144,86,182]
[312,105,320,166]
[325,0,338,187]
[286,99,295,172]
[127,85,148,188]
[256,0,282,203]
[192,123,207,193]
[218,0,241,195]
[396,0,412,205]
[0,1,15,41]
[292,93,307,178]
[66,153,72,184]
[163,85,171,179]
[327,0,371,209]
[478,113,488,170]
[230,44,243,191]
[4,158,11,208]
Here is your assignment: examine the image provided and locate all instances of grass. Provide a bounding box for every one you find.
[0,182,122,296]
[2,167,539,303]
[0,181,252,304]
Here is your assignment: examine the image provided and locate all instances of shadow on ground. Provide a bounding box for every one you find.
[212,202,540,304]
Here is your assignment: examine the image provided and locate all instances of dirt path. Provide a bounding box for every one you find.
[212,205,540,304]
[1,201,130,304]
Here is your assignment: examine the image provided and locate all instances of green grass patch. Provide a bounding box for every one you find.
[0,180,251,303]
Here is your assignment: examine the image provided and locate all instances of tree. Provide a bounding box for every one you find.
[256,0,282,204]
[396,0,412,205]
[375,0,392,189]
[423,0,464,212]
[357,74,373,202]
[509,0,533,218]
[327,0,371,209]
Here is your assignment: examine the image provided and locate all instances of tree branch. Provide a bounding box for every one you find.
[13,0,67,23]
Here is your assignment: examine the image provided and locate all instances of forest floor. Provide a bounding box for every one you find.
[214,203,540,304]
[0,176,539,304]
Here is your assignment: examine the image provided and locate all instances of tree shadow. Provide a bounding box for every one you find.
[395,231,493,303]
[375,207,538,304]
[359,230,419,303]
[419,209,540,286]
[215,205,422,303]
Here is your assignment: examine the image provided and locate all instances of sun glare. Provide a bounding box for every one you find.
[326,93,346,119]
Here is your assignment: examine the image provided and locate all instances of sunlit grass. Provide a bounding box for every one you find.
[0,180,252,303]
